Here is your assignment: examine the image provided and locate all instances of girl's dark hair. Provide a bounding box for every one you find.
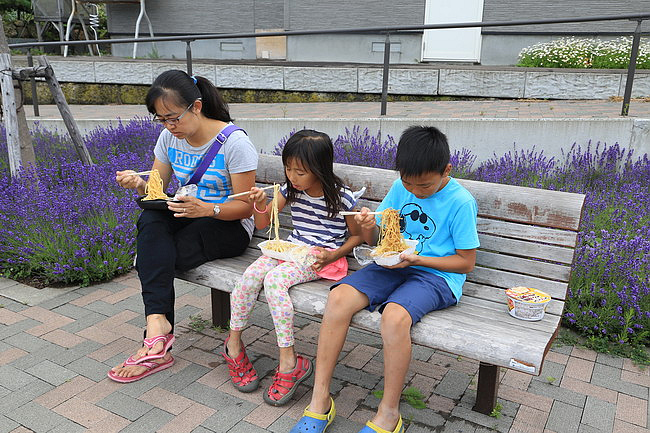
[396,125,450,176]
[145,70,232,122]
[282,130,344,218]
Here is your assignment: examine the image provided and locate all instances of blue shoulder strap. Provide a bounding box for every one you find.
[186,124,246,185]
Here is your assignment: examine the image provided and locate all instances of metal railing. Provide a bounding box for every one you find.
[9,12,650,116]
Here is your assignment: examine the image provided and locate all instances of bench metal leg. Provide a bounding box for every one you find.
[473,362,499,415]
[211,289,230,328]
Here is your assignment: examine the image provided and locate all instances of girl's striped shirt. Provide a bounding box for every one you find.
[280,184,357,249]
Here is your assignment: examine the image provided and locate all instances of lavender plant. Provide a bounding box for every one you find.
[274,126,476,174]
[0,119,162,286]
[464,142,649,352]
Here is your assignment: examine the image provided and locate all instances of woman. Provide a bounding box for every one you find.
[109,70,257,382]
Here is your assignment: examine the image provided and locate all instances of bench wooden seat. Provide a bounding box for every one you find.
[178,154,586,414]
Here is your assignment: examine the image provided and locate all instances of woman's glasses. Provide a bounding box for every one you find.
[153,102,194,125]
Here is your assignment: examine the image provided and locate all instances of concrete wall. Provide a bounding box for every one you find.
[110,39,258,60]
[27,117,650,165]
[15,57,650,99]
[286,34,423,64]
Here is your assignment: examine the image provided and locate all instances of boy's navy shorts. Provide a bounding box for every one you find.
[331,263,457,324]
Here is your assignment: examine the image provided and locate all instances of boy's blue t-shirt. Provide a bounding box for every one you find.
[376,177,480,302]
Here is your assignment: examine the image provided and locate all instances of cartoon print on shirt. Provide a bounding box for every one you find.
[399,203,436,253]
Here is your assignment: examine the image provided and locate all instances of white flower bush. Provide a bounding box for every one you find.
[517,37,650,69]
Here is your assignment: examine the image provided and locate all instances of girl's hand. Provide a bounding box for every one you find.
[168,195,212,218]
[248,187,268,208]
[116,170,145,190]
[354,207,377,231]
[311,247,336,272]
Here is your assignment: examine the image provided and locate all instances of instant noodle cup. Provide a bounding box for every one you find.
[505,286,551,321]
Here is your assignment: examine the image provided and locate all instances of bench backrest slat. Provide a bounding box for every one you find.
[475,250,571,282]
[456,179,584,231]
[478,233,575,264]
[476,218,578,248]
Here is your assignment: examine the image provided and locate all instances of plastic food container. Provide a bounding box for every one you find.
[505,286,551,321]
[372,239,419,267]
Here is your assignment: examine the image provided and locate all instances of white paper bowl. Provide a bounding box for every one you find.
[258,240,299,262]
[372,239,419,267]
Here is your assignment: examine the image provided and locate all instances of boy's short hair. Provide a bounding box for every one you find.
[395,125,450,176]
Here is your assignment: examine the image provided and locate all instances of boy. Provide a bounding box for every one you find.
[290,125,480,433]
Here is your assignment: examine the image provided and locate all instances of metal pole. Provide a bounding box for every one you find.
[186,40,193,76]
[27,50,39,117]
[621,19,643,116]
[380,33,391,116]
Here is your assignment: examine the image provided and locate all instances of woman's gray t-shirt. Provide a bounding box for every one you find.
[153,124,258,237]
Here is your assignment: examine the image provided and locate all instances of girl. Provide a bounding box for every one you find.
[110,70,257,383]
[222,130,362,406]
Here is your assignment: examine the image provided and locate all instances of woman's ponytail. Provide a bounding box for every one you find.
[194,76,233,122]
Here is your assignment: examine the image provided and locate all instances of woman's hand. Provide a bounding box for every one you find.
[116,170,145,191]
[354,207,377,231]
[167,195,212,218]
[311,247,337,272]
[248,187,268,209]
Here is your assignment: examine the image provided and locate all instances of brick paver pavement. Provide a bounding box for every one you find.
[0,272,647,432]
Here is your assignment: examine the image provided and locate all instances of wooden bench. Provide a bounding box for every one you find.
[178,154,586,414]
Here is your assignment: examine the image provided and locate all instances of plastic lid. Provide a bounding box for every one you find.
[505,286,551,303]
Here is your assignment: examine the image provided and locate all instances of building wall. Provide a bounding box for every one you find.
[285,0,424,30]
[107,0,426,61]
[107,0,424,34]
[106,0,649,64]
[107,0,256,34]
[482,0,650,34]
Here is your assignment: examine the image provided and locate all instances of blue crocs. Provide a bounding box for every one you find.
[290,397,336,433]
[357,416,403,433]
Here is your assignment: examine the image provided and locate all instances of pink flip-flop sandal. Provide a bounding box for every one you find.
[125,334,175,364]
[108,355,175,383]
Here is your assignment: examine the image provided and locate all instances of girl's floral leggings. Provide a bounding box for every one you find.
[230,255,319,347]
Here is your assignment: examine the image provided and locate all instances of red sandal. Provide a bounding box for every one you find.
[221,336,260,393]
[264,354,313,406]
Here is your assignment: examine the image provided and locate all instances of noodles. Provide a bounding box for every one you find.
[142,169,168,201]
[267,184,281,241]
[374,208,409,255]
[260,184,312,265]
[263,240,297,253]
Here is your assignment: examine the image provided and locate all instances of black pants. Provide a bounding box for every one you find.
[136,209,250,330]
